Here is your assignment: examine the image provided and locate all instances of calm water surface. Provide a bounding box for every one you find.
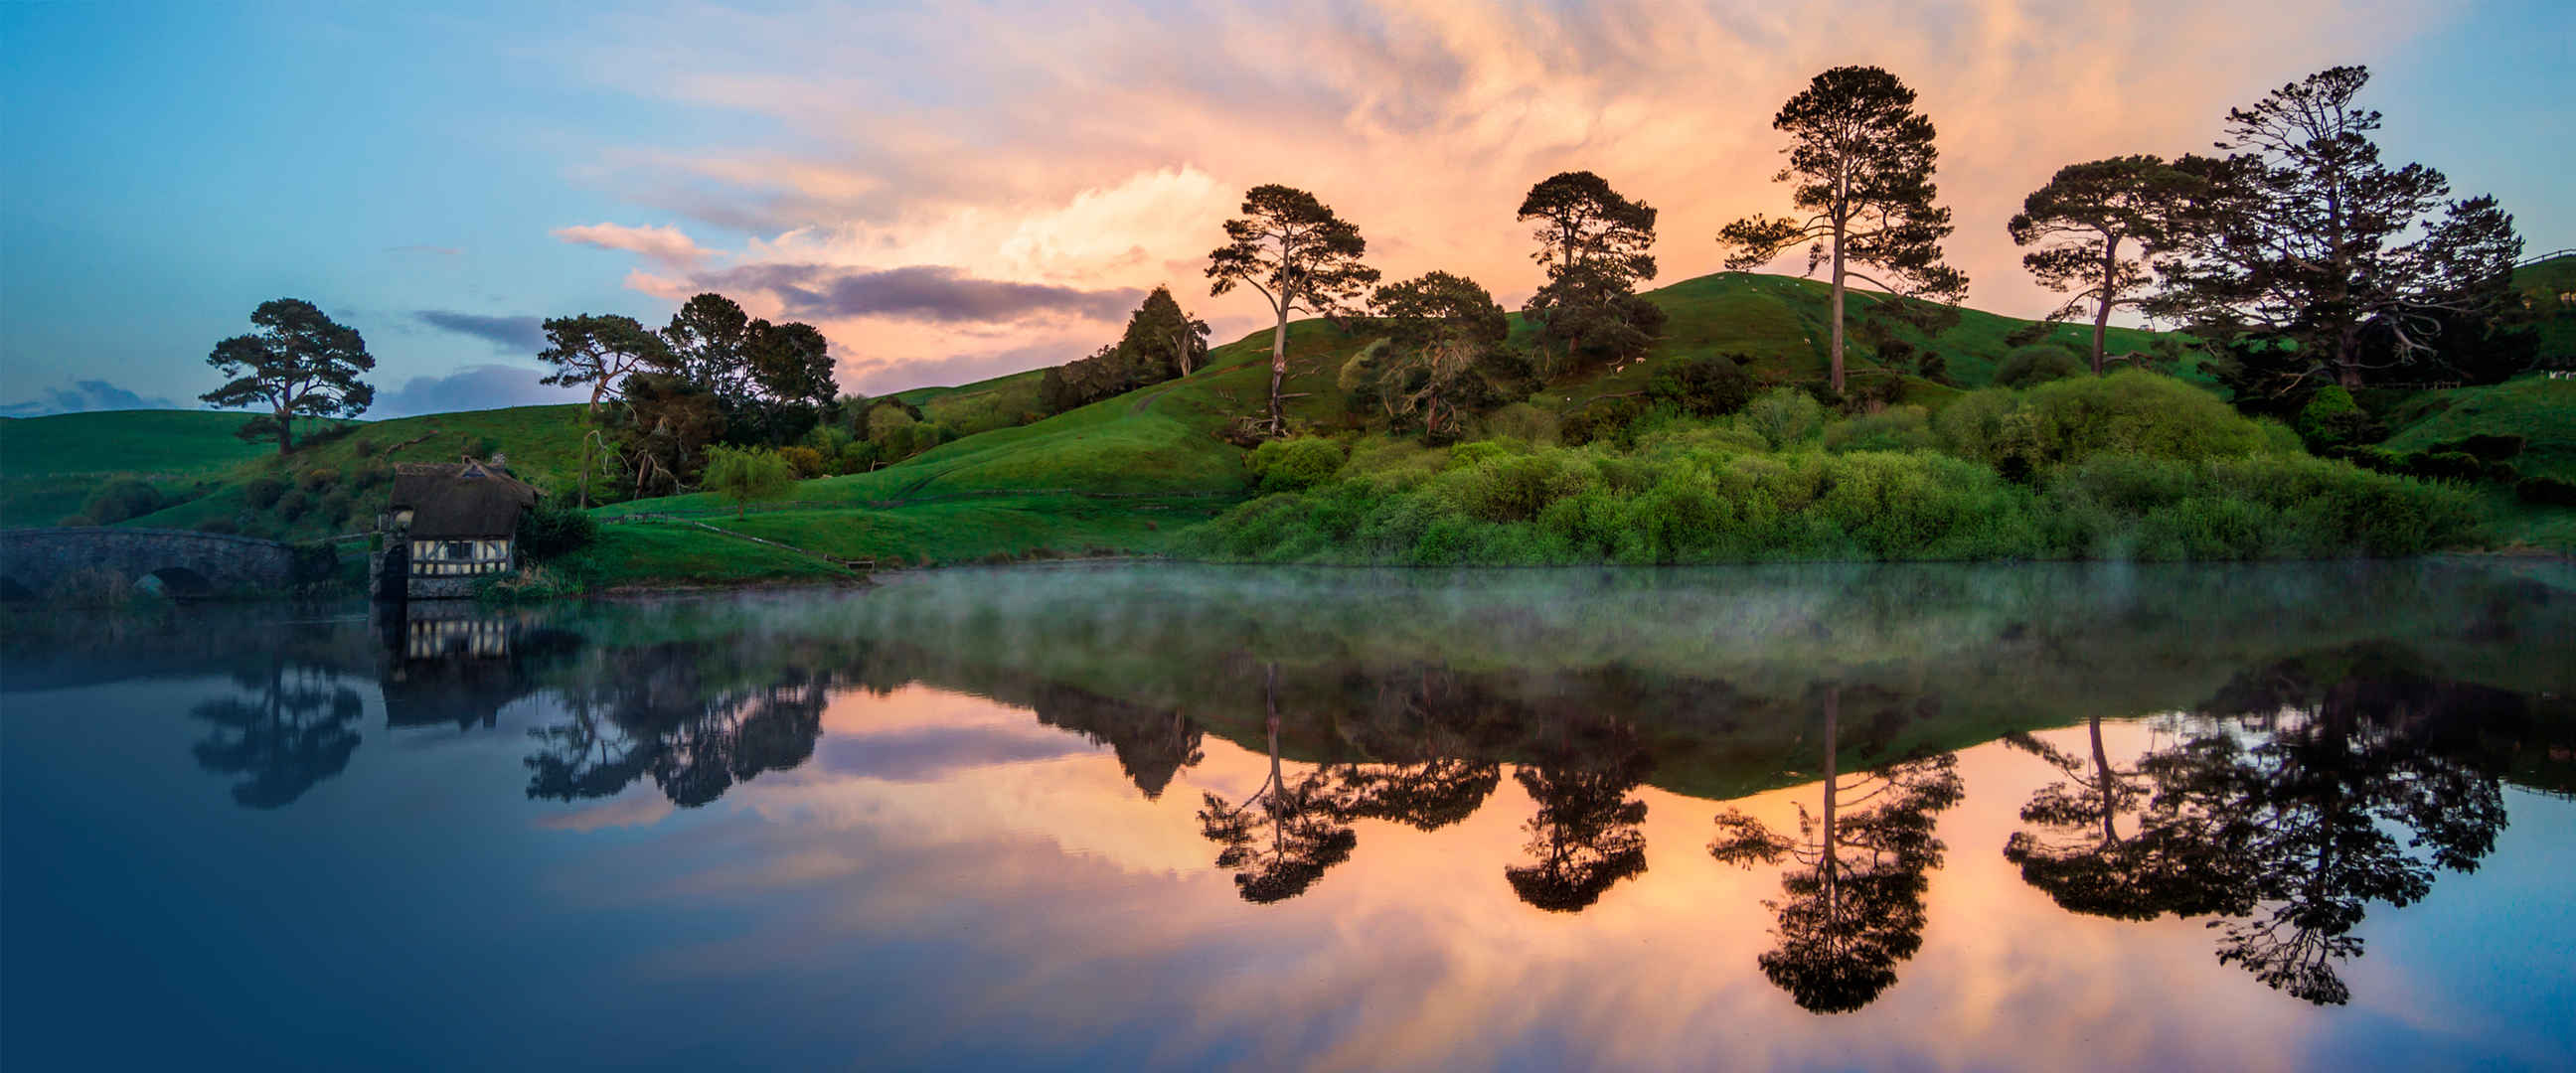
[4,562,2572,1071]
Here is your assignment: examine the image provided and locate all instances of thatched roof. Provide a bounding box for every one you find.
[392,460,540,538]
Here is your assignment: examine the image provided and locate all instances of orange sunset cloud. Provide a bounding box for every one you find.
[556,0,2450,393]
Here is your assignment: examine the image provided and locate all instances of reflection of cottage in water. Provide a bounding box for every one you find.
[373,458,540,600]
[376,601,579,731]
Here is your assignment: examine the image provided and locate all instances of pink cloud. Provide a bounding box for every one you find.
[551,222,715,270]
[558,0,2448,392]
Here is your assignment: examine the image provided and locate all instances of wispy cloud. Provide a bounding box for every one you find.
[415,310,548,353]
[552,222,714,269]
[0,380,180,416]
[698,263,1142,324]
[554,0,2439,391]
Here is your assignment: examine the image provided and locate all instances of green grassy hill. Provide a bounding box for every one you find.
[13,266,2566,585]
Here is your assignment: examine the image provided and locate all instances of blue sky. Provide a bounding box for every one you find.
[2,0,2566,416]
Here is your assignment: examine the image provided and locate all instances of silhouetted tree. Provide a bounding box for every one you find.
[1350,271,1519,439]
[1709,687,1963,1012]
[1196,664,1357,902]
[1119,285,1213,380]
[1720,67,1967,392]
[2008,156,2219,374]
[188,660,364,809]
[1506,720,1653,912]
[2001,714,2247,920]
[1208,185,1379,434]
[2155,67,2523,394]
[200,298,376,452]
[1520,171,1664,372]
[524,651,827,809]
[2123,653,2515,1004]
[537,313,673,506]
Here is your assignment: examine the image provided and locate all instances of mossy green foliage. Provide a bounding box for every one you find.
[2296,385,2376,451]
[1189,372,2475,564]
[1994,344,2085,388]
[1248,437,1348,492]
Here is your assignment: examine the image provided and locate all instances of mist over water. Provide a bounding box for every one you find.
[5,561,2571,1070]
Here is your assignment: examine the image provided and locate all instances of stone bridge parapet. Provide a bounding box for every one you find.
[0,527,303,598]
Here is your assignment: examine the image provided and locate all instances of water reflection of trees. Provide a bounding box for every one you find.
[2003,648,2518,1004]
[524,644,827,808]
[1709,687,1963,1013]
[1507,724,1653,913]
[187,659,365,809]
[1197,664,1515,904]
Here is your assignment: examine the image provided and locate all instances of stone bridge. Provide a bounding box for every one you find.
[0,527,304,600]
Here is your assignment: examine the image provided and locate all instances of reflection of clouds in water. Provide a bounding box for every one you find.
[583,682,2430,1070]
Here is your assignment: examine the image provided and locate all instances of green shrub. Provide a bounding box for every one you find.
[519,502,600,560]
[1248,437,1347,492]
[2517,475,2576,506]
[1739,386,1825,449]
[1479,402,1559,446]
[316,490,357,529]
[273,488,313,521]
[1645,354,1756,416]
[242,477,289,509]
[295,467,339,492]
[1561,398,1644,447]
[702,445,795,517]
[1995,344,2083,388]
[1824,406,1937,453]
[2295,385,2376,451]
[779,445,826,478]
[2018,371,2273,464]
[80,479,163,525]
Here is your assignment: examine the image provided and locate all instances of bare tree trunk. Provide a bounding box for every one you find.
[274,402,296,453]
[1820,685,1839,857]
[2093,240,2118,376]
[1829,223,1849,394]
[1267,305,1290,433]
[2088,712,2118,844]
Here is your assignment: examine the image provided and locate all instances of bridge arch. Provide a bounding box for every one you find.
[0,528,303,601]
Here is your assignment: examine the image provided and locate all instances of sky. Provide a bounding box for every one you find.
[1,0,2567,417]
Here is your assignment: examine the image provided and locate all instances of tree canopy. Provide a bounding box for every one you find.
[1520,171,1664,373]
[2009,155,2219,374]
[2155,66,2523,395]
[1208,184,1378,434]
[1720,66,1966,392]
[200,298,376,453]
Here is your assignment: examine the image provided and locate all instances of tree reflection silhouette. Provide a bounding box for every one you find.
[1709,687,1962,1013]
[187,659,364,809]
[2002,649,2516,1005]
[1197,663,1359,903]
[525,647,827,808]
[2001,715,2245,921]
[1506,736,1652,912]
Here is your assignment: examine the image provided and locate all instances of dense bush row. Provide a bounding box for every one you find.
[1190,373,2480,564]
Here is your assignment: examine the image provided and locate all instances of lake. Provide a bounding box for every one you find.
[4,562,2571,1071]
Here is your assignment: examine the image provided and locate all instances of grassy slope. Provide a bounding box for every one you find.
[0,410,280,527]
[2512,252,2576,362]
[2376,375,2576,551]
[889,368,1049,438]
[118,405,591,538]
